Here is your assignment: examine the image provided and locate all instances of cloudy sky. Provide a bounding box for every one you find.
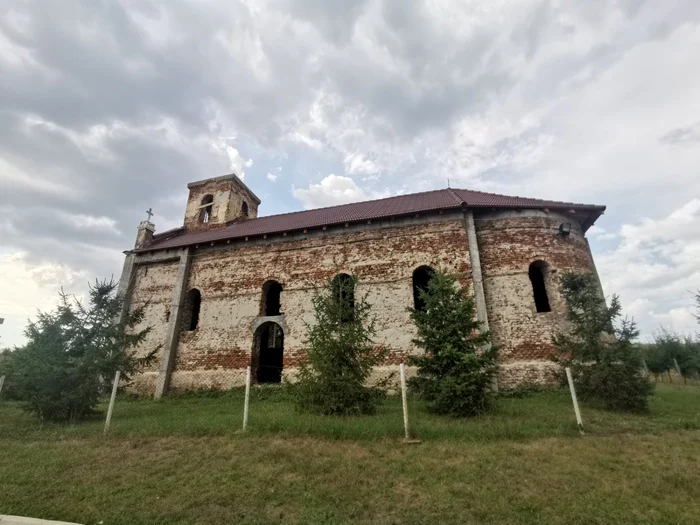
[1,0,699,347]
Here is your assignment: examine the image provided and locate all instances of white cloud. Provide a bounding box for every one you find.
[587,225,618,241]
[58,212,121,235]
[211,138,253,179]
[0,252,88,348]
[266,172,277,182]
[287,131,324,150]
[292,174,390,209]
[343,152,379,175]
[596,199,700,336]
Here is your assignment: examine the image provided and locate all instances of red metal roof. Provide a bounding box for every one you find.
[140,188,605,252]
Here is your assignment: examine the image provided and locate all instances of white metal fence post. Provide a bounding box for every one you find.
[104,370,121,435]
[565,367,584,435]
[673,358,682,377]
[242,366,251,431]
[400,363,410,441]
[641,359,650,376]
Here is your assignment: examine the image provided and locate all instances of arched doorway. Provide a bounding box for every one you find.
[254,322,284,383]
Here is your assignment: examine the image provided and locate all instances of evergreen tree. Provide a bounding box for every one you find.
[0,279,156,422]
[553,272,654,412]
[408,271,497,417]
[292,274,387,415]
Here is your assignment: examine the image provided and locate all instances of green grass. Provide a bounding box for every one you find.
[1,385,700,524]
[2,383,699,442]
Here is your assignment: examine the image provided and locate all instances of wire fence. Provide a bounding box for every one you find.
[1,366,699,442]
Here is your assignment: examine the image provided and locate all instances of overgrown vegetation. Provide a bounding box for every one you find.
[640,292,700,383]
[553,272,654,412]
[292,274,387,415]
[0,279,156,422]
[641,329,700,381]
[408,270,497,417]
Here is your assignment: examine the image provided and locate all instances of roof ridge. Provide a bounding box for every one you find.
[246,187,456,222]
[453,187,603,208]
[446,187,465,206]
[139,186,606,253]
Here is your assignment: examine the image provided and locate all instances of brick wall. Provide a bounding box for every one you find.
[475,209,598,388]
[129,215,473,393]
[127,208,600,394]
[127,259,180,392]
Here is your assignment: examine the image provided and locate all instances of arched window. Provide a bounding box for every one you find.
[529,261,551,313]
[254,322,284,383]
[182,289,202,331]
[332,273,355,323]
[200,195,214,224]
[412,266,435,312]
[241,201,249,217]
[261,280,283,316]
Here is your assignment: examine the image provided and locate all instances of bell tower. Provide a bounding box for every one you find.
[183,173,260,231]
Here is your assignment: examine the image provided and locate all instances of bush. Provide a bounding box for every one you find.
[408,271,497,417]
[3,279,156,422]
[292,275,387,416]
[553,272,654,412]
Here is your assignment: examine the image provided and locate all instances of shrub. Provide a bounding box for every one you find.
[408,270,497,417]
[553,272,654,412]
[3,279,156,422]
[292,275,387,416]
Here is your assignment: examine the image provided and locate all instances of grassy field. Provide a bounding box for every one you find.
[1,384,699,524]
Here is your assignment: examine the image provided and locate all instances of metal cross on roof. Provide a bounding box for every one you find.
[146,208,154,221]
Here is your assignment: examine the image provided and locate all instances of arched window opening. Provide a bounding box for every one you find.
[412,266,435,312]
[200,195,214,224]
[182,288,202,331]
[254,322,284,383]
[241,201,249,217]
[332,273,355,323]
[261,280,283,316]
[529,261,551,313]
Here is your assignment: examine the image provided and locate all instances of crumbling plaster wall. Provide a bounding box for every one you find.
[127,209,601,394]
[475,209,598,388]
[131,217,473,392]
[127,260,180,393]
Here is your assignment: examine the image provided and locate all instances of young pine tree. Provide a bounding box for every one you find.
[293,274,387,415]
[553,272,654,412]
[3,279,156,422]
[408,271,497,417]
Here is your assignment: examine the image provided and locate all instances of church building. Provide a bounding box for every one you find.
[118,173,605,397]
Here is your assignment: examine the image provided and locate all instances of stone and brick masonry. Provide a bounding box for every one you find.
[118,173,605,396]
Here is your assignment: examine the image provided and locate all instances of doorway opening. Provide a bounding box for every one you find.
[254,322,284,383]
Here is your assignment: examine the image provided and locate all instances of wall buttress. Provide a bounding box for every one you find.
[154,247,192,398]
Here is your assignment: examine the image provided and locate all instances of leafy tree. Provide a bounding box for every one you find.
[639,339,672,379]
[553,272,654,412]
[408,270,497,417]
[292,274,387,415]
[644,328,700,382]
[0,279,156,422]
